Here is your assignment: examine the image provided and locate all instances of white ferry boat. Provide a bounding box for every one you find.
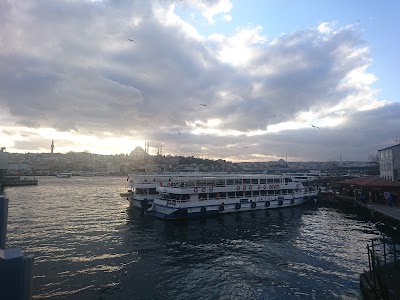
[125,174,172,208]
[146,174,318,219]
[56,172,72,178]
[125,173,227,209]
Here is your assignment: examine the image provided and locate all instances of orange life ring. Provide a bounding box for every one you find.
[202,187,206,192]
[194,187,198,192]
[243,186,246,190]
[249,185,252,190]
[237,186,240,190]
[209,187,213,192]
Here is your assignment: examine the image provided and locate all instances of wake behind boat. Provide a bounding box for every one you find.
[146,173,318,219]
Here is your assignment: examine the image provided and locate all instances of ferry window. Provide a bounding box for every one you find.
[227,179,234,185]
[274,178,280,183]
[252,179,258,184]
[180,194,189,200]
[285,178,289,183]
[199,193,207,200]
[260,179,266,184]
[216,179,225,187]
[149,188,157,194]
[261,190,267,196]
[253,190,260,196]
[219,192,226,199]
[236,191,244,197]
[228,191,235,198]
[243,179,251,184]
[245,191,252,197]
[267,179,273,183]
[268,190,275,195]
[207,180,215,186]
[186,180,195,187]
[197,180,207,186]
[235,179,242,185]
[282,189,288,194]
[209,193,216,199]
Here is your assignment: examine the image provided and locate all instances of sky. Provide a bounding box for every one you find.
[1,0,399,162]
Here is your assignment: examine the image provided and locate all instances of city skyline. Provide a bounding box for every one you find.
[1,1,399,162]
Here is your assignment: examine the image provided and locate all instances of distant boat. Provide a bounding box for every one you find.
[56,172,72,178]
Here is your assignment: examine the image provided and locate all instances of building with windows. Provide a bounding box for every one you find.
[378,143,400,181]
[0,148,10,189]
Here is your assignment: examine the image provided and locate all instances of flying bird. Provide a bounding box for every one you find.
[310,124,320,129]
[200,104,207,107]
[177,131,181,135]
[128,39,134,42]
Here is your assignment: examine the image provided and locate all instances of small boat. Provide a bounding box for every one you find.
[119,191,133,197]
[146,173,318,219]
[56,172,72,178]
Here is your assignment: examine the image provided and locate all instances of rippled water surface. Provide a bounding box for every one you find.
[4,176,382,299]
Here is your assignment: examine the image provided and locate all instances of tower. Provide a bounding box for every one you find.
[51,140,54,154]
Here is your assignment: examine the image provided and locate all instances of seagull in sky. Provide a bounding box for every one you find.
[310,124,320,129]
[177,131,181,135]
[128,39,134,42]
[200,104,207,107]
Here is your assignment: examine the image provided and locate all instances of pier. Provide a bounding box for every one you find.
[360,238,400,300]
[319,193,400,300]
[0,196,34,299]
[3,176,38,187]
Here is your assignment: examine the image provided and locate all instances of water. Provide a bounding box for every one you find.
[3,176,382,299]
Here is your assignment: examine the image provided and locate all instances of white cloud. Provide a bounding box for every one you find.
[208,25,267,67]
[317,22,331,34]
[189,0,233,25]
[223,14,232,22]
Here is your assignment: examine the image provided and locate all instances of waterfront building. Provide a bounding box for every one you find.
[0,148,10,188]
[378,143,400,181]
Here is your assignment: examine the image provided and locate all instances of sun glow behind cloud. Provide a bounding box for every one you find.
[1,127,145,155]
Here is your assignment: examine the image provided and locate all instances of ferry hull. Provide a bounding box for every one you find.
[147,195,317,220]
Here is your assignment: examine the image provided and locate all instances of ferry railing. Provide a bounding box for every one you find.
[365,237,400,299]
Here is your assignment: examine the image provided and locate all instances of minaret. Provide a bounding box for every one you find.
[51,140,54,154]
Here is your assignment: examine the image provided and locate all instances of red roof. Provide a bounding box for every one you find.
[338,177,400,187]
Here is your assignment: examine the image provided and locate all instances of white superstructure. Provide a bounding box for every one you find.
[126,173,228,209]
[147,174,318,219]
